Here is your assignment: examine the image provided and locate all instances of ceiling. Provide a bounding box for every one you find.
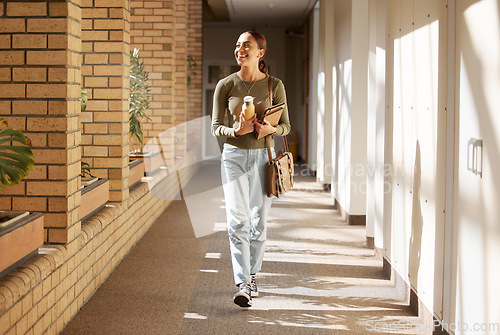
[203,0,318,29]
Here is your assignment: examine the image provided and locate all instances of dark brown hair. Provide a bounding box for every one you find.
[244,31,268,74]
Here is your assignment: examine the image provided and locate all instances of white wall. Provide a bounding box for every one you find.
[366,0,388,247]
[309,0,500,332]
[328,0,369,217]
[453,0,500,331]
[316,0,334,185]
[331,0,351,208]
[308,0,372,219]
[385,0,448,316]
[349,0,369,215]
[308,7,320,170]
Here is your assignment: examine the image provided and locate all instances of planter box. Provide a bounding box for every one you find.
[80,178,109,221]
[129,159,145,189]
[130,150,163,176]
[0,212,44,278]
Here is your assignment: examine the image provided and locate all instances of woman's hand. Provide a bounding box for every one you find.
[235,112,256,136]
[255,119,276,138]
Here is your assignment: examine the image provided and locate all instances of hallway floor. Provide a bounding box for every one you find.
[61,160,426,335]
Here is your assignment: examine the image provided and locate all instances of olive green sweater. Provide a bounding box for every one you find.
[211,73,291,149]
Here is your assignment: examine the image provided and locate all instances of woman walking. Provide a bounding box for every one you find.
[211,31,291,307]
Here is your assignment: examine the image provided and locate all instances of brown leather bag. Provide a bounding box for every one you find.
[266,136,294,198]
[265,76,294,198]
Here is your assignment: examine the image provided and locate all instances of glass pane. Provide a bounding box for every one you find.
[208,65,239,84]
[205,89,214,116]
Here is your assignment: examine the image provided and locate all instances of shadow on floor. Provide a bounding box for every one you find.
[61,167,424,335]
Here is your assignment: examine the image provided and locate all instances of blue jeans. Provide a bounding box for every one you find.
[221,146,274,285]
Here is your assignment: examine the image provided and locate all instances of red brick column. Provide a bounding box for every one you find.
[0,1,82,245]
[81,0,130,203]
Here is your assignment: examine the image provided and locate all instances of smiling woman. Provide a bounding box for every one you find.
[234,31,268,76]
[211,30,291,308]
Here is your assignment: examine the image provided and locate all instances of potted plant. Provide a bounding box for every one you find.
[129,48,161,177]
[0,118,44,278]
[79,161,109,221]
[80,161,98,187]
[79,87,98,189]
[78,88,109,221]
[128,157,145,188]
[0,118,34,190]
[129,48,151,153]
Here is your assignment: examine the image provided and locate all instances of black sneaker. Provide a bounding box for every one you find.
[250,274,258,297]
[233,283,252,307]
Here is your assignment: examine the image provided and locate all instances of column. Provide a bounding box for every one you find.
[81,0,130,203]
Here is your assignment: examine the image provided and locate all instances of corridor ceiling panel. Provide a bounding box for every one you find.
[205,0,317,28]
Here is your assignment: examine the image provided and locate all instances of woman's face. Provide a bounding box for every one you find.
[234,33,264,68]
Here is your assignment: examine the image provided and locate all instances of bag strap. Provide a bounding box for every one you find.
[266,76,288,163]
[268,75,273,104]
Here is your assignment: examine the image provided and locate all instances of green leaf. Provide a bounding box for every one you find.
[81,161,96,178]
[0,127,34,189]
[80,88,88,112]
[129,48,151,150]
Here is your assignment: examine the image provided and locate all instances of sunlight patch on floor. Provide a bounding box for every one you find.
[205,252,221,259]
[184,313,208,320]
[212,222,226,231]
[263,252,381,266]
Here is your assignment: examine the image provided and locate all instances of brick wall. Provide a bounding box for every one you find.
[130,0,179,140]
[186,0,202,122]
[0,182,174,335]
[0,0,203,333]
[186,0,203,162]
[0,0,82,245]
[130,0,203,168]
[81,0,131,203]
